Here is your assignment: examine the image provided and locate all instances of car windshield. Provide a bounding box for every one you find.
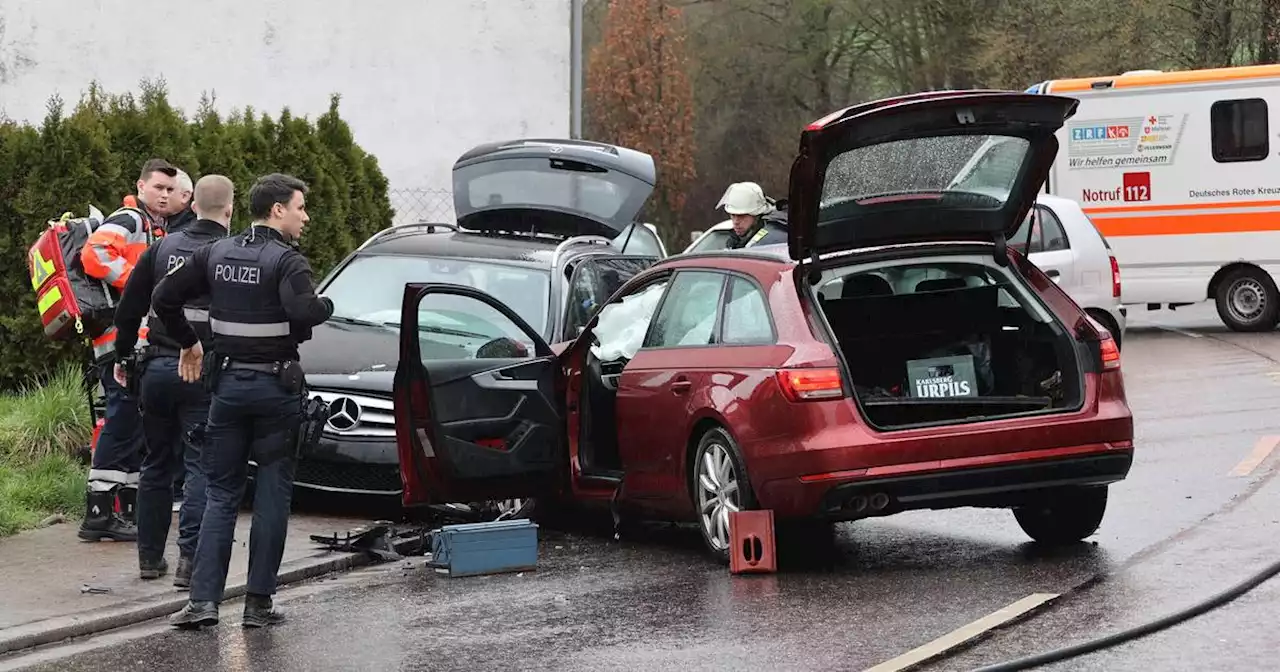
[819,134,1031,219]
[323,254,552,337]
[687,229,733,253]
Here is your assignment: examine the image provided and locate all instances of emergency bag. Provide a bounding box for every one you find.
[26,205,147,341]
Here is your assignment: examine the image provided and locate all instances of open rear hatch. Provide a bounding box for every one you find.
[787,91,1088,430]
[452,138,656,240]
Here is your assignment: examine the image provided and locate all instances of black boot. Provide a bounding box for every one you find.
[169,600,218,629]
[139,555,169,580]
[173,555,194,589]
[77,489,137,542]
[242,593,285,628]
[117,486,138,526]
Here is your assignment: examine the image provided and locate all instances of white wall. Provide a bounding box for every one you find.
[0,0,572,223]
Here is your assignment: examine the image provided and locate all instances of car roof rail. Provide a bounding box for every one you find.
[356,220,460,251]
[551,234,614,269]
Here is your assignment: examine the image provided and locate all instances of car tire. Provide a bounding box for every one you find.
[1215,267,1280,332]
[690,426,757,564]
[1013,486,1108,545]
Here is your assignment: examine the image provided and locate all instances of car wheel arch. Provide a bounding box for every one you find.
[683,413,752,499]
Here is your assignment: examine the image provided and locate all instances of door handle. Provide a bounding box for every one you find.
[671,378,692,395]
[1045,269,1060,278]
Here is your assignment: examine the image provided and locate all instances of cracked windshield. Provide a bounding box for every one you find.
[324,255,546,356]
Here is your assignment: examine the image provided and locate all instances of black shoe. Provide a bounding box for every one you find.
[169,600,218,629]
[173,556,194,589]
[242,594,285,628]
[77,490,137,542]
[139,556,169,580]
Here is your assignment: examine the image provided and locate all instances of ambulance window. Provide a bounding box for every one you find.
[1210,99,1269,163]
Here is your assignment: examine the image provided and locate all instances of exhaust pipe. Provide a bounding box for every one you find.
[869,492,890,511]
[848,495,868,513]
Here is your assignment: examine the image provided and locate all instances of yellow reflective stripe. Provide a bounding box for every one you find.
[30,247,55,289]
[37,285,62,314]
[747,227,770,246]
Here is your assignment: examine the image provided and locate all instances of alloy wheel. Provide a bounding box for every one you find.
[696,441,741,551]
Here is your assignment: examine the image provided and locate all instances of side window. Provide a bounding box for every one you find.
[645,271,726,348]
[1010,206,1068,254]
[416,294,536,363]
[1211,99,1269,163]
[720,276,774,344]
[1037,206,1069,252]
[1010,208,1043,254]
[563,257,657,337]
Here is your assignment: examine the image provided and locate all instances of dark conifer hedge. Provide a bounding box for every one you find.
[0,80,395,390]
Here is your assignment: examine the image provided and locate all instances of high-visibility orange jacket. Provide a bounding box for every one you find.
[82,195,165,360]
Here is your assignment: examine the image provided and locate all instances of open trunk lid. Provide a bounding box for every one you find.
[786,91,1079,262]
[452,138,656,239]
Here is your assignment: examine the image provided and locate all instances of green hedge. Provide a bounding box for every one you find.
[0,80,395,391]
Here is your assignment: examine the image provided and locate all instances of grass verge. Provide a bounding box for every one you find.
[0,362,92,537]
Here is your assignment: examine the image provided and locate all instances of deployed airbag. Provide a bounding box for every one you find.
[590,282,666,362]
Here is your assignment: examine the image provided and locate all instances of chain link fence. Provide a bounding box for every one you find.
[389,187,455,225]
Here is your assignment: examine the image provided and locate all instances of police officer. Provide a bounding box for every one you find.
[112,175,235,587]
[152,173,333,629]
[716,181,788,249]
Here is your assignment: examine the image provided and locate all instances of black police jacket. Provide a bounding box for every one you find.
[165,205,198,235]
[113,218,228,359]
[151,225,333,364]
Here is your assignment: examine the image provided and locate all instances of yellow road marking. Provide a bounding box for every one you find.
[1230,436,1280,477]
[861,592,1059,672]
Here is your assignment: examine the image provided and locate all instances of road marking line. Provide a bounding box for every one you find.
[1230,436,1280,477]
[861,592,1059,672]
[1155,324,1203,339]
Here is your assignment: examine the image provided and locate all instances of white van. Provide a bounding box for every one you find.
[1026,64,1280,331]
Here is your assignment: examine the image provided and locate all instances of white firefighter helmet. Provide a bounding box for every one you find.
[716,182,775,216]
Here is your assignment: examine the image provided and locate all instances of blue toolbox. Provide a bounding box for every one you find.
[427,518,539,578]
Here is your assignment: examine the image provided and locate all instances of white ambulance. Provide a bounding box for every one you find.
[1024,64,1280,332]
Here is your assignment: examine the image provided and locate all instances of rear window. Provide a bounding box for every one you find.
[455,157,651,224]
[820,134,1031,219]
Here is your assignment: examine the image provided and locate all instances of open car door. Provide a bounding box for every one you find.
[393,283,565,507]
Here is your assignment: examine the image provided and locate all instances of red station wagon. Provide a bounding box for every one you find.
[392,91,1135,561]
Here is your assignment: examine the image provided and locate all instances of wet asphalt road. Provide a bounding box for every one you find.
[6,303,1280,671]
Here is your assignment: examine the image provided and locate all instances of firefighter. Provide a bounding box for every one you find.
[716,181,787,249]
[77,158,177,542]
[152,173,333,629]
[113,175,234,585]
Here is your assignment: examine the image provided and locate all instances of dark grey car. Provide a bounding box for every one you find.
[251,139,666,512]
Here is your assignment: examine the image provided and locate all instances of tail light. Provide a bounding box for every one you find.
[776,368,846,401]
[1100,332,1120,371]
[1109,255,1121,298]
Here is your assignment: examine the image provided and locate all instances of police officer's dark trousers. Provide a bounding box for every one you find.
[190,368,299,604]
[79,355,145,541]
[136,354,210,578]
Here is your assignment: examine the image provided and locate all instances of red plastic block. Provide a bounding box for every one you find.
[729,509,777,574]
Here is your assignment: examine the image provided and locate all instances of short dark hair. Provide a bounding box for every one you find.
[248,173,309,219]
[139,158,178,181]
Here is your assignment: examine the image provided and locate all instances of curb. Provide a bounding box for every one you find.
[0,549,371,655]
